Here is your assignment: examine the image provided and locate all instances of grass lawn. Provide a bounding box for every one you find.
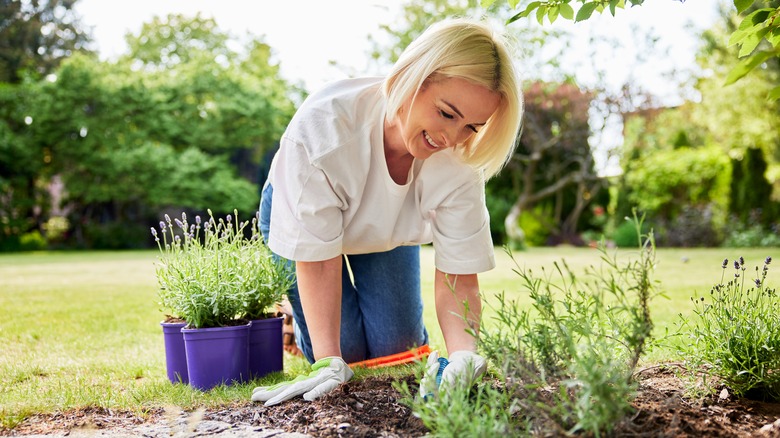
[1,245,777,428]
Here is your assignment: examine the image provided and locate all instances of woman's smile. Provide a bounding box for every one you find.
[385,76,501,162]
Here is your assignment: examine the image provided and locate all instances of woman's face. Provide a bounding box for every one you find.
[392,76,501,160]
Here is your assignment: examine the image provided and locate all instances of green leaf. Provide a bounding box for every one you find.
[767,85,780,102]
[508,0,521,8]
[481,0,497,8]
[609,0,619,16]
[747,8,773,26]
[725,51,773,85]
[767,28,780,47]
[576,2,600,21]
[738,28,770,57]
[507,1,541,24]
[548,5,560,23]
[536,5,547,25]
[559,2,575,20]
[734,0,754,13]
[729,27,750,47]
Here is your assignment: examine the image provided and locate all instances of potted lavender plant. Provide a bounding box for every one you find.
[151,209,291,390]
[240,246,294,379]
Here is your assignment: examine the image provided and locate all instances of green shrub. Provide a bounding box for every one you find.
[151,210,292,328]
[679,256,780,400]
[723,222,780,248]
[19,231,47,251]
[400,214,658,436]
[395,377,521,437]
[83,221,150,249]
[517,207,553,247]
[479,226,656,436]
[611,216,650,248]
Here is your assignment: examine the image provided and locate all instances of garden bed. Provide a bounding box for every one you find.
[7,365,780,437]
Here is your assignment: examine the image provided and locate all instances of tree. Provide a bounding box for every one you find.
[486,0,780,101]
[501,82,605,246]
[0,0,92,84]
[2,13,299,249]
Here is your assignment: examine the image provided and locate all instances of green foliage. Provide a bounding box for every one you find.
[693,20,780,176]
[0,0,92,84]
[499,1,780,100]
[151,210,291,328]
[485,182,513,246]
[611,215,649,249]
[726,3,780,100]
[368,0,481,66]
[395,376,522,437]
[483,216,655,435]
[517,206,553,247]
[624,146,731,238]
[399,215,656,436]
[679,256,780,400]
[0,13,299,249]
[723,221,780,247]
[505,0,647,26]
[729,147,777,226]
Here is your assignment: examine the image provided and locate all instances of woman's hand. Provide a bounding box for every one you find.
[252,356,354,406]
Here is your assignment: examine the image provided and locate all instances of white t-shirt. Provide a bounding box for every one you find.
[266,77,495,275]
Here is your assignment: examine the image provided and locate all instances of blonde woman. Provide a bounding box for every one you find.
[252,17,523,406]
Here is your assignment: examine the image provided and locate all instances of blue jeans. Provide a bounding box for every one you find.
[259,183,429,364]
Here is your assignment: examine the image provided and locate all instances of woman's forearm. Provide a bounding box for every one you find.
[434,269,481,353]
[296,256,343,360]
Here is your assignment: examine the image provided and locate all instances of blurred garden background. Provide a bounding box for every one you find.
[1,0,778,252]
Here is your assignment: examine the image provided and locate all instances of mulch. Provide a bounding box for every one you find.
[6,366,780,437]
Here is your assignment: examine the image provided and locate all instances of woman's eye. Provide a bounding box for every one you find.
[468,125,478,133]
[439,109,454,119]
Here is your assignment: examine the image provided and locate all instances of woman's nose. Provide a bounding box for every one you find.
[442,127,461,148]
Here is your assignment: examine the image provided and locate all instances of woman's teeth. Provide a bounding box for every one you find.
[424,131,440,148]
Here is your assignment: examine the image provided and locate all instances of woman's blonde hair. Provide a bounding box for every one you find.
[383,18,523,179]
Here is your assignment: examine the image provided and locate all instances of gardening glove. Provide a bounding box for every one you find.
[251,356,353,406]
[419,350,449,400]
[440,350,487,391]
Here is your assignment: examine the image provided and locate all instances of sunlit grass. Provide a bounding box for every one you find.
[1,245,777,427]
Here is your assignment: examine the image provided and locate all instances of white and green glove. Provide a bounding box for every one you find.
[420,350,487,399]
[251,356,353,406]
[441,350,487,389]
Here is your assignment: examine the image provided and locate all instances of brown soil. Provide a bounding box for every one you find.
[6,366,780,437]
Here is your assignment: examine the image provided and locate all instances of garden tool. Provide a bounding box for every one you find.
[349,344,431,368]
[420,350,487,399]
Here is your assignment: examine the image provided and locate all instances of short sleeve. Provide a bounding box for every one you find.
[267,137,345,261]
[430,178,496,275]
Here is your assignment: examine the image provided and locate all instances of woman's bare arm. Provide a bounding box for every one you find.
[296,255,343,360]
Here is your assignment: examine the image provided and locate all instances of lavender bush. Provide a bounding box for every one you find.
[151,210,292,329]
[680,256,780,400]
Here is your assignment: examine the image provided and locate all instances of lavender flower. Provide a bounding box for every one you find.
[722,258,729,269]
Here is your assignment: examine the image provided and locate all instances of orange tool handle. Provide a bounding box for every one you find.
[349,344,432,369]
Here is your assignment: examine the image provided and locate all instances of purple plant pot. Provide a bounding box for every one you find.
[248,316,284,379]
[182,323,249,391]
[161,321,188,384]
